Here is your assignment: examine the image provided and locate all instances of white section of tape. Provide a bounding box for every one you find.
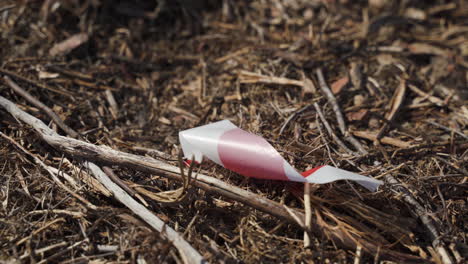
[306,165,382,191]
[283,161,306,182]
[179,120,236,164]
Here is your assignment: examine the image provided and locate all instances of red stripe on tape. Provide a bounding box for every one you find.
[301,165,325,177]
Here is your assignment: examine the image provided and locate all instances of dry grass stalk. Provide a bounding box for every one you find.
[314,102,355,155]
[102,166,150,206]
[407,84,445,107]
[62,158,112,197]
[376,77,407,141]
[352,130,412,148]
[238,70,305,87]
[15,218,66,246]
[0,68,72,96]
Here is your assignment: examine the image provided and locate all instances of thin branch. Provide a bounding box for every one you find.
[352,131,412,148]
[426,120,468,140]
[385,175,454,264]
[316,69,347,135]
[3,76,80,138]
[0,68,72,97]
[314,103,355,155]
[86,162,204,264]
[316,69,368,154]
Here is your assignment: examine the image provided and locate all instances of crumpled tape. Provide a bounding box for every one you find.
[179,120,383,191]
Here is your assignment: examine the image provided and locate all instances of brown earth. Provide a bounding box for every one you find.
[0,0,467,263]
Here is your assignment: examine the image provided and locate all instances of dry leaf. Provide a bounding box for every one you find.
[347,109,369,121]
[331,76,349,94]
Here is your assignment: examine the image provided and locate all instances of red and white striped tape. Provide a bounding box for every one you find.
[179,120,383,191]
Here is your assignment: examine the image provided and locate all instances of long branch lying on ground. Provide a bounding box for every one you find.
[0,94,204,264]
[0,95,423,262]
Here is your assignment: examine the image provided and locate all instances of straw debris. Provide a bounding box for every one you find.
[0,1,466,263]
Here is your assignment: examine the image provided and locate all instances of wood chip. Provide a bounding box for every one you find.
[331,76,349,94]
[49,33,89,56]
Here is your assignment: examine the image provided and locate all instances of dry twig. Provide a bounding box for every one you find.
[385,175,454,264]
[376,78,407,141]
[0,68,72,96]
[352,130,412,148]
[373,77,454,264]
[49,32,89,57]
[3,76,80,138]
[238,70,304,87]
[316,69,368,154]
[314,102,355,155]
[86,162,204,264]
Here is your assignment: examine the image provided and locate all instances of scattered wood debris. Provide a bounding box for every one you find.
[0,1,466,263]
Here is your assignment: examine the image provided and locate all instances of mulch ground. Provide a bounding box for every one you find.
[0,0,467,263]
